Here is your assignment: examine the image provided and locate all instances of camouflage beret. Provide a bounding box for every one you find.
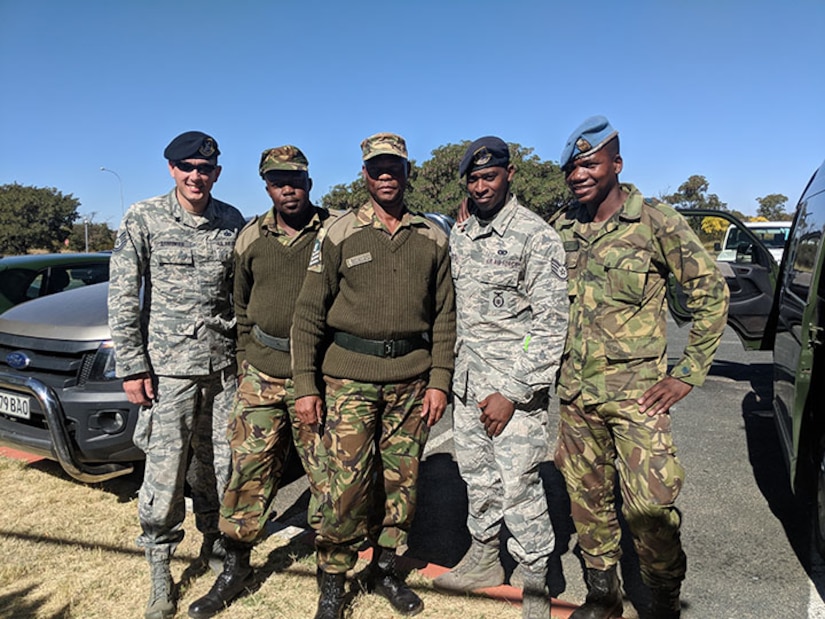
[361,132,408,161]
[560,115,618,168]
[259,145,309,177]
[164,131,220,161]
[459,136,510,178]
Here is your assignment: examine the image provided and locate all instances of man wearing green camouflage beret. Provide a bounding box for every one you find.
[292,132,456,619]
[550,116,730,619]
[188,145,338,619]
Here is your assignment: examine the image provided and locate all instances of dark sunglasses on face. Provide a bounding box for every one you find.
[365,162,406,180]
[264,172,308,188]
[174,161,217,175]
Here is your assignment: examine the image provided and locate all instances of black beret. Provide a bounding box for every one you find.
[459,136,510,178]
[163,131,220,161]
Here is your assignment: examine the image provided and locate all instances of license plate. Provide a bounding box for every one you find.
[0,389,30,420]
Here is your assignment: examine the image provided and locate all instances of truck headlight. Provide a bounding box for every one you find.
[88,341,118,382]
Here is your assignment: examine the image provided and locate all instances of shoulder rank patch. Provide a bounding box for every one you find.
[551,258,568,280]
[113,229,129,253]
[307,228,326,273]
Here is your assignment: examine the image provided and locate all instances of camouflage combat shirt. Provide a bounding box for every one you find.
[550,183,730,404]
[450,194,568,404]
[109,188,247,377]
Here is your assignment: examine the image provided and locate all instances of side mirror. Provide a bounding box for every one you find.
[714,241,721,252]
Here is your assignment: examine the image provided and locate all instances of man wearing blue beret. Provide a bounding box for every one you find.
[434,136,568,619]
[550,117,730,619]
[108,131,247,619]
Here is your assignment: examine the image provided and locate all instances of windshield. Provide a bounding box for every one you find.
[725,226,789,250]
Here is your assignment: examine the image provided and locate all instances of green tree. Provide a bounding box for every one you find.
[0,183,80,254]
[756,193,790,220]
[661,175,727,211]
[66,215,117,252]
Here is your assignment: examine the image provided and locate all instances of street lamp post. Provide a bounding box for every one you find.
[99,167,125,216]
[83,217,89,253]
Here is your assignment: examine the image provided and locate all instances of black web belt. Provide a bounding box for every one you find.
[252,325,290,352]
[333,331,428,359]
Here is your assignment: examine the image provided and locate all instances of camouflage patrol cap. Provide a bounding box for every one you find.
[259,145,309,177]
[459,136,510,178]
[360,132,408,161]
[164,131,220,162]
[560,115,618,168]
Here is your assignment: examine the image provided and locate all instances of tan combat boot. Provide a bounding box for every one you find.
[432,539,505,592]
[144,551,175,619]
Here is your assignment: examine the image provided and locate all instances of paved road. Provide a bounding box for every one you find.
[273,320,825,618]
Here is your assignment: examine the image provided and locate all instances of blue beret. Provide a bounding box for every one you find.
[163,131,220,161]
[560,116,618,168]
[459,136,510,178]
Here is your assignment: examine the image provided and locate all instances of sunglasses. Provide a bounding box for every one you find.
[174,161,217,175]
[365,162,407,180]
[264,171,309,188]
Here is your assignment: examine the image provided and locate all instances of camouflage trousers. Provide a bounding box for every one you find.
[453,384,555,569]
[316,375,429,573]
[133,367,236,556]
[219,361,328,543]
[554,395,687,589]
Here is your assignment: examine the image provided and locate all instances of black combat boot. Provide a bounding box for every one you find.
[570,566,623,619]
[187,538,254,619]
[367,547,423,616]
[647,584,681,619]
[314,571,347,619]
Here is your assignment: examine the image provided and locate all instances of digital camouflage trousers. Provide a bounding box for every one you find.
[555,395,687,589]
[134,368,235,557]
[219,361,328,543]
[315,375,429,573]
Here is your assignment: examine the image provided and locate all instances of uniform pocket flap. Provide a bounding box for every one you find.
[604,336,662,360]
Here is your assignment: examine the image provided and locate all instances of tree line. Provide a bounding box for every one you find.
[0,141,791,255]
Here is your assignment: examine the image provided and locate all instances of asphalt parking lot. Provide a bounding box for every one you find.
[270,321,825,618]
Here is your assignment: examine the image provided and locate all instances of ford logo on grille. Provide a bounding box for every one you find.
[6,351,31,370]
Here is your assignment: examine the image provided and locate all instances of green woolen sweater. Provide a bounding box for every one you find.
[291,205,456,397]
[234,207,331,378]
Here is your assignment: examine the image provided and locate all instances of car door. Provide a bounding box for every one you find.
[668,208,779,350]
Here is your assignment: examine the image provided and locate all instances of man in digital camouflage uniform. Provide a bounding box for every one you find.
[550,116,730,619]
[432,136,568,619]
[108,131,246,619]
[188,146,337,618]
[291,132,456,619]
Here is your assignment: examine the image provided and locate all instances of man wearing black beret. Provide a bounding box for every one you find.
[108,131,247,619]
[434,136,568,619]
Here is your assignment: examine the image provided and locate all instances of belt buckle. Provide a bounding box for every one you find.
[383,340,394,358]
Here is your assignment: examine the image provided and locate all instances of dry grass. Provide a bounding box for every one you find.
[0,456,570,619]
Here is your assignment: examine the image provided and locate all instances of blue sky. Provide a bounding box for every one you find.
[1,1,823,229]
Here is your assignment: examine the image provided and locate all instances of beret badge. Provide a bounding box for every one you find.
[473,147,493,167]
[198,138,217,158]
[575,138,592,154]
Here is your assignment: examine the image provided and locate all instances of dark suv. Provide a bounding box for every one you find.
[672,158,825,555]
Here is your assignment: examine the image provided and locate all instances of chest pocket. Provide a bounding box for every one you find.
[210,239,235,264]
[603,249,650,305]
[478,265,522,317]
[155,246,194,268]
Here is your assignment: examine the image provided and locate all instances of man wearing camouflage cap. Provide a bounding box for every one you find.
[188,145,337,619]
[291,132,456,619]
[108,131,247,619]
[549,116,730,619]
[433,136,568,619]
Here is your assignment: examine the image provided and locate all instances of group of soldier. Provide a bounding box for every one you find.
[107,116,730,619]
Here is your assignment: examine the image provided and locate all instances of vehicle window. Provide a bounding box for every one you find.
[67,263,109,288]
[786,198,824,301]
[749,227,790,250]
[0,268,39,304]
